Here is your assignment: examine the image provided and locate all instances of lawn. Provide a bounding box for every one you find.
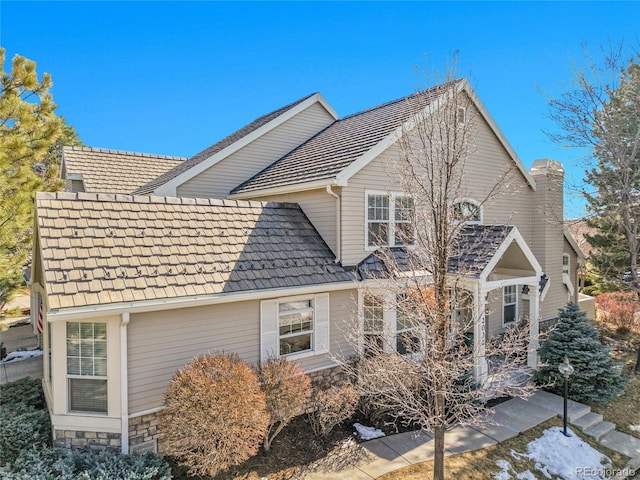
[588,325,640,438]
[378,418,629,480]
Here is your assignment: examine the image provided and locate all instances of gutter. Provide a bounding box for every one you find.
[325,185,341,263]
[120,312,130,454]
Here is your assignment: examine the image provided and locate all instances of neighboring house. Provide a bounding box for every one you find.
[32,79,584,454]
[61,146,186,194]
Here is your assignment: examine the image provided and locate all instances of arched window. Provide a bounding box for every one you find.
[454,200,482,224]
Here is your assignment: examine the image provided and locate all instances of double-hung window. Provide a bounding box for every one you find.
[366,192,414,248]
[278,299,314,356]
[453,200,482,224]
[502,285,518,325]
[363,294,384,355]
[395,294,420,355]
[67,322,107,414]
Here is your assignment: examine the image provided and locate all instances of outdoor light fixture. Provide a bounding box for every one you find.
[558,356,574,437]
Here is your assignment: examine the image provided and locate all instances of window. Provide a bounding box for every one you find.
[454,200,481,224]
[503,285,518,325]
[562,254,570,274]
[395,294,420,354]
[67,322,107,414]
[279,299,314,356]
[363,294,384,355]
[366,192,414,248]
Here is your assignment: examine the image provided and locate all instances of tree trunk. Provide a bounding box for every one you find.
[635,346,640,374]
[433,423,445,480]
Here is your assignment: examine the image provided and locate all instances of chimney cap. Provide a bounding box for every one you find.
[530,159,564,175]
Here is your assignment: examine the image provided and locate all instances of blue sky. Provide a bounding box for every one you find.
[1,1,638,217]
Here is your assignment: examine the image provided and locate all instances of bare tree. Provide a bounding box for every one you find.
[547,44,640,293]
[340,68,538,480]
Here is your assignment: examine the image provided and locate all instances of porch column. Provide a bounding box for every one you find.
[473,284,488,383]
[527,284,540,368]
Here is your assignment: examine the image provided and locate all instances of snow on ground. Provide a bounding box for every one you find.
[353,423,385,440]
[494,427,611,479]
[2,349,43,362]
[630,424,640,433]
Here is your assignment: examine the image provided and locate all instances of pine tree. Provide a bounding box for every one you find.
[536,303,627,403]
[0,49,80,308]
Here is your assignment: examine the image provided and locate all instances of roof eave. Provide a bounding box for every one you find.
[228,178,337,199]
[563,229,586,263]
[44,280,356,321]
[154,93,338,197]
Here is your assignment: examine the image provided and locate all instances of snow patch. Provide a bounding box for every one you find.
[515,471,536,480]
[493,459,513,479]
[520,427,610,479]
[2,350,43,362]
[630,424,640,432]
[353,423,385,440]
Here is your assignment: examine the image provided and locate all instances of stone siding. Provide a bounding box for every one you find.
[53,429,121,451]
[129,411,161,452]
[307,364,349,388]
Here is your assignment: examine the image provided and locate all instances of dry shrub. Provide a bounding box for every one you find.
[258,358,312,451]
[597,292,640,333]
[160,353,268,477]
[307,384,359,437]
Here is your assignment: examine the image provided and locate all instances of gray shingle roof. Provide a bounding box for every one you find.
[36,192,352,310]
[232,82,458,195]
[356,225,514,280]
[133,93,318,195]
[63,147,186,195]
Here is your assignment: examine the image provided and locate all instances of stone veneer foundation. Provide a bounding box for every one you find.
[53,429,121,451]
[129,412,162,453]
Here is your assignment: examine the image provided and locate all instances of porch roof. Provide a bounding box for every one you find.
[356,225,521,280]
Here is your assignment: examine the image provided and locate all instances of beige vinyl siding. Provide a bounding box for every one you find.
[177,103,334,199]
[127,289,356,414]
[256,188,339,256]
[340,107,535,267]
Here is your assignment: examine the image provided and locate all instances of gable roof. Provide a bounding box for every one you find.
[356,225,516,280]
[230,84,451,195]
[62,146,186,195]
[230,79,536,197]
[36,192,352,312]
[133,92,336,195]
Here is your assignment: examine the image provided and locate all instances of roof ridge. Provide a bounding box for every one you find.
[63,145,187,161]
[35,191,298,209]
[340,80,461,121]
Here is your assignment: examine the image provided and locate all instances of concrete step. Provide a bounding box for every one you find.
[584,421,616,441]
[599,430,640,458]
[571,411,604,432]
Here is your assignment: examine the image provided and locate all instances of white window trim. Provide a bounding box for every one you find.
[502,285,518,327]
[66,321,108,415]
[453,198,482,225]
[562,253,570,274]
[278,297,315,359]
[260,293,330,362]
[364,190,414,251]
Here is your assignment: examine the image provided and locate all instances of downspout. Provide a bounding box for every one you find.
[326,185,341,263]
[120,312,130,454]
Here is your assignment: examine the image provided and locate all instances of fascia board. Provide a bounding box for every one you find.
[479,227,542,282]
[228,178,335,199]
[154,93,332,196]
[563,229,586,263]
[460,80,537,191]
[45,281,355,322]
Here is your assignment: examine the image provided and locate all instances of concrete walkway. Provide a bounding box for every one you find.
[303,390,640,479]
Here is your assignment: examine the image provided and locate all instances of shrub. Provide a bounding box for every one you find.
[0,376,46,410]
[307,384,359,437]
[0,403,50,466]
[535,303,627,403]
[0,447,172,479]
[258,358,312,451]
[160,353,268,477]
[596,291,640,333]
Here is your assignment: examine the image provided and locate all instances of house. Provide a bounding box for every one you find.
[60,146,186,194]
[31,79,584,453]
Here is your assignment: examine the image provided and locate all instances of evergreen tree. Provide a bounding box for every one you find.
[536,303,627,403]
[0,49,79,308]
